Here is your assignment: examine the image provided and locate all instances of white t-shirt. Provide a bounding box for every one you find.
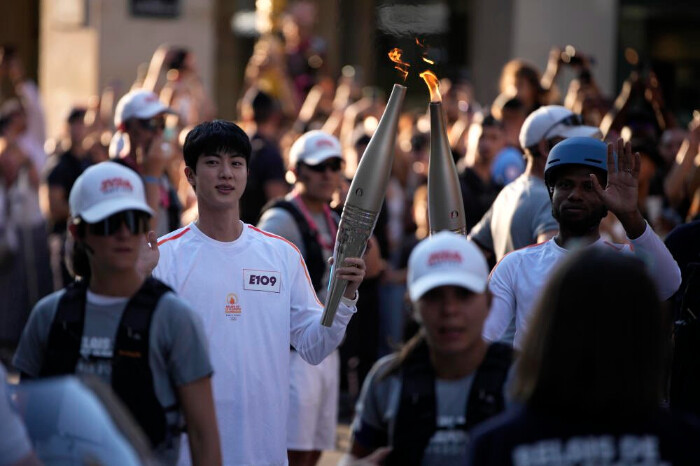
[483,223,681,349]
[154,221,356,466]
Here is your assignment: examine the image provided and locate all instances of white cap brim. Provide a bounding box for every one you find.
[80,197,154,223]
[553,125,601,140]
[408,270,487,302]
[129,102,174,121]
[298,150,343,166]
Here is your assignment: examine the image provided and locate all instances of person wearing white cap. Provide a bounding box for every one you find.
[345,231,512,466]
[257,130,344,466]
[111,89,180,236]
[470,105,602,265]
[13,162,221,465]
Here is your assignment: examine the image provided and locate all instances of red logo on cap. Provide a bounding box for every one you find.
[143,94,158,103]
[101,178,134,194]
[427,251,462,266]
[315,139,335,149]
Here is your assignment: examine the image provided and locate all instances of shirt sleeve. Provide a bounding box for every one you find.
[351,358,394,450]
[629,222,682,301]
[12,294,60,377]
[155,293,213,386]
[470,207,494,251]
[0,365,33,466]
[288,246,356,365]
[483,257,517,343]
[532,196,558,238]
[257,207,306,255]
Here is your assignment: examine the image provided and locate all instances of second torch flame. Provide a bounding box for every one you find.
[388,48,410,81]
[419,70,442,103]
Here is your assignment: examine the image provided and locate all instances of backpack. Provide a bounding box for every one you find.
[41,277,179,447]
[386,340,512,466]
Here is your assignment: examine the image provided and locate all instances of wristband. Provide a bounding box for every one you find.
[143,175,160,185]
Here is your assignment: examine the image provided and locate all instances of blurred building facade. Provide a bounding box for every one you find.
[0,0,697,137]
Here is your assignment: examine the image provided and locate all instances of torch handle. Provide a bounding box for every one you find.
[321,204,377,327]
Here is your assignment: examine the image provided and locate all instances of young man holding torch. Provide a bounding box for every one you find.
[141,120,366,465]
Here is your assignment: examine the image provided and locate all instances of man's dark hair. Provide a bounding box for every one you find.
[481,114,504,130]
[165,48,189,71]
[512,249,667,424]
[248,90,280,125]
[67,107,87,125]
[183,120,252,172]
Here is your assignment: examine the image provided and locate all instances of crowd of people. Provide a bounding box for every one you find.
[1,2,700,464]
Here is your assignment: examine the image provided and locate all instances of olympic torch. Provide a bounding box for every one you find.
[321,83,406,326]
[420,71,467,235]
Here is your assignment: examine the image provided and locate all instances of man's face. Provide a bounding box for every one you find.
[551,165,607,236]
[187,151,248,212]
[416,285,490,357]
[296,157,343,204]
[477,125,506,163]
[126,114,165,153]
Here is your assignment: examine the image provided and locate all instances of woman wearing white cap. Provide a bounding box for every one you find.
[13,161,221,465]
[345,231,512,466]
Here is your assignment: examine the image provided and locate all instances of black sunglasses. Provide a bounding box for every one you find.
[83,210,150,236]
[136,117,166,132]
[303,159,343,173]
[542,113,584,140]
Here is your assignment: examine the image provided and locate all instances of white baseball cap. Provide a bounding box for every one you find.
[519,105,600,150]
[288,130,343,167]
[114,90,173,129]
[69,162,154,223]
[407,231,489,302]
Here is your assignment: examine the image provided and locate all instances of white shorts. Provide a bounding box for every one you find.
[286,349,340,451]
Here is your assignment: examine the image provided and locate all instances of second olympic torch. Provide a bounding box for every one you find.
[421,71,467,235]
[321,83,406,326]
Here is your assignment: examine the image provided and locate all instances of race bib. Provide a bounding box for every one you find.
[243,269,281,293]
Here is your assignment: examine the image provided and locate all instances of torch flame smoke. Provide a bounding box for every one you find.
[420,70,441,103]
[388,48,410,81]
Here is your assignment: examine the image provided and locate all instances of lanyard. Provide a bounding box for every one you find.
[292,193,337,251]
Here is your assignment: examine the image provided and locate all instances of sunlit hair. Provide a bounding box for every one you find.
[512,248,667,423]
[499,59,545,108]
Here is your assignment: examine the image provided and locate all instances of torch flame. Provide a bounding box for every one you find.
[420,70,442,103]
[422,57,435,65]
[388,48,410,81]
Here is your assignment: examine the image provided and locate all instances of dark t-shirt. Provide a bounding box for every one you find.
[239,133,286,224]
[459,167,501,233]
[43,150,91,233]
[468,406,700,465]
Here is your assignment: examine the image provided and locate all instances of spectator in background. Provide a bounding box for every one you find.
[469,105,599,266]
[41,107,93,289]
[459,114,505,232]
[499,59,549,115]
[469,249,700,466]
[239,89,289,224]
[0,95,53,354]
[110,89,181,236]
[0,46,47,174]
[258,130,343,466]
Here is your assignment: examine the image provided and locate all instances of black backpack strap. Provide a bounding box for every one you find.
[465,342,512,429]
[112,277,173,448]
[387,340,436,466]
[41,280,90,376]
[260,199,326,292]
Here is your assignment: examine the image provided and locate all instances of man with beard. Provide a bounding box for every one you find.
[482,137,681,349]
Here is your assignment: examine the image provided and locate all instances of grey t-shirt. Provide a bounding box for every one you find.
[352,354,475,466]
[13,287,213,465]
[257,198,337,301]
[470,174,558,262]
